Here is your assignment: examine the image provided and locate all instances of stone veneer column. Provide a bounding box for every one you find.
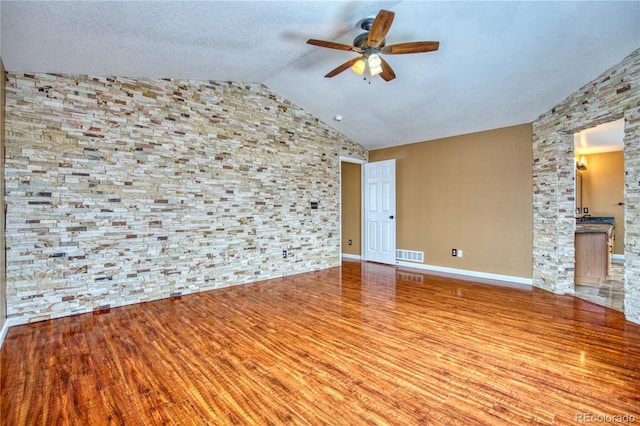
[532,48,640,323]
[4,74,367,324]
[532,131,576,295]
[0,59,6,332]
[625,105,640,321]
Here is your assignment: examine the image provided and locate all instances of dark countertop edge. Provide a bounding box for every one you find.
[576,216,615,225]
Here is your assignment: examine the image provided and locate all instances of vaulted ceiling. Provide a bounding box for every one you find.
[1,1,639,150]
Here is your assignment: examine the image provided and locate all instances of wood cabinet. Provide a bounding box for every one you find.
[574,225,613,286]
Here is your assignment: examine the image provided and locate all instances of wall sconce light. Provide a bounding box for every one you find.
[576,155,587,171]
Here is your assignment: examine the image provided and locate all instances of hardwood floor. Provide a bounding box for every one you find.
[2,260,639,425]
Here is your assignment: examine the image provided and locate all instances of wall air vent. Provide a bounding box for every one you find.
[396,249,424,263]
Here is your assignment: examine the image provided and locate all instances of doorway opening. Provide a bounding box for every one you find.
[340,158,364,260]
[339,157,397,266]
[573,119,625,311]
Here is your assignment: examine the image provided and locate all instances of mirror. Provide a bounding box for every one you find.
[574,118,624,218]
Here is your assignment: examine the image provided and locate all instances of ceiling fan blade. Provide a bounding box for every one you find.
[379,57,396,82]
[367,9,395,48]
[325,57,362,78]
[307,39,360,52]
[381,41,440,55]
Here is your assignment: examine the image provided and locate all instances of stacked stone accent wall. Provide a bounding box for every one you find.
[4,73,367,324]
[532,48,640,323]
[1,59,6,332]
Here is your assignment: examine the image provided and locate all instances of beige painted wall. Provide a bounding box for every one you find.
[341,162,361,256]
[581,151,624,254]
[370,124,533,278]
[1,58,6,332]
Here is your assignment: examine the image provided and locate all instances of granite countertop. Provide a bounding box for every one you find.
[576,216,615,225]
[576,223,613,233]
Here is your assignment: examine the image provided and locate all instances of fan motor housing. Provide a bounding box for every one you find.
[353,33,385,50]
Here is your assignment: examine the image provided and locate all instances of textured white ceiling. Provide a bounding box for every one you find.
[1,1,639,150]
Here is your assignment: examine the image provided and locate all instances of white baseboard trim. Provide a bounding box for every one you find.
[395,261,533,288]
[0,320,10,349]
[612,254,625,262]
[341,253,362,260]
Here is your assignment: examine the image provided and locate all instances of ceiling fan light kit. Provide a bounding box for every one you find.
[351,54,383,76]
[367,54,383,76]
[306,9,439,82]
[351,58,366,75]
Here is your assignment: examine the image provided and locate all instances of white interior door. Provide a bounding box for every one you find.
[363,159,396,265]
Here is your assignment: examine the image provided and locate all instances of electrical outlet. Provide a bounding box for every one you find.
[282,250,287,259]
[583,207,589,214]
[348,239,352,245]
[452,248,457,257]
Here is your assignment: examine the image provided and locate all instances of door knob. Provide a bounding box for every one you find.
[389,215,394,219]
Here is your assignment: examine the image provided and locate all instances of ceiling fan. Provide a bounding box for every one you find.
[306,9,439,82]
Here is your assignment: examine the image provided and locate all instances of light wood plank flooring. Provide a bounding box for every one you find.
[2,260,640,425]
